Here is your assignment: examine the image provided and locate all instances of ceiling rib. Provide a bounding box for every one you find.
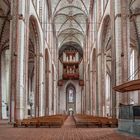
[57,18,85,35]
[53,0,62,15]
[58,28,84,37]
[52,0,90,49]
[59,34,82,47]
[54,5,88,17]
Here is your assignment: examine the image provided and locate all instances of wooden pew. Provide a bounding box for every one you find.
[13,120,21,127]
[73,114,118,128]
[74,115,100,128]
[38,117,63,128]
[108,118,118,127]
[99,117,110,127]
[13,114,68,128]
[21,119,32,127]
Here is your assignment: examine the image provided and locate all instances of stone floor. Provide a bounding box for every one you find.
[0,117,140,140]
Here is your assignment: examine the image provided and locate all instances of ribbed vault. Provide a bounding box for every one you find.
[0,0,10,53]
[52,0,90,48]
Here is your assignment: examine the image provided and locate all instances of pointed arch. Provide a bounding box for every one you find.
[27,15,41,117]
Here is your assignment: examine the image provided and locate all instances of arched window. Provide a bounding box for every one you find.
[68,89,74,103]
[105,73,111,116]
[66,83,76,114]
[130,49,135,80]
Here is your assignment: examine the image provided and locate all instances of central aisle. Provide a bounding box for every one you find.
[62,116,76,128]
[0,120,140,140]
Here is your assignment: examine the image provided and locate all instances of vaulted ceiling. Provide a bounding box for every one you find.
[52,0,91,48]
[0,0,10,52]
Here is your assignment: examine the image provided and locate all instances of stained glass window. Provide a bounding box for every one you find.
[69,89,74,102]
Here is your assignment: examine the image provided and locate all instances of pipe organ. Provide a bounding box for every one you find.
[61,48,80,80]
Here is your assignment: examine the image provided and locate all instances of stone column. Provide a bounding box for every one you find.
[35,53,40,117]
[83,74,86,114]
[121,0,129,104]
[85,67,90,114]
[0,57,2,120]
[110,0,116,117]
[134,7,140,104]
[88,71,91,114]
[10,0,19,122]
[97,47,102,116]
[92,49,97,115]
[16,0,28,120]
[58,87,60,114]
[53,74,57,114]
[48,65,53,115]
[23,0,30,118]
[101,46,106,116]
[82,85,85,114]
[90,66,93,115]
[114,0,123,117]
[80,86,83,114]
[114,0,129,116]
[39,55,44,116]
[83,47,86,114]
[56,80,58,114]
[10,0,28,121]
[45,51,49,115]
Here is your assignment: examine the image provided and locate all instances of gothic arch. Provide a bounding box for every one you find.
[100,15,112,117]
[0,2,10,120]
[66,83,76,96]
[129,14,139,78]
[27,16,41,117]
[128,11,140,104]
[64,80,76,90]
[129,33,138,81]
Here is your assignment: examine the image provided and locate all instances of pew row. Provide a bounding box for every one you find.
[14,114,68,128]
[74,114,118,128]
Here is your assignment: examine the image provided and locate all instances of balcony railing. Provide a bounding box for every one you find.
[63,61,79,65]
[63,73,79,80]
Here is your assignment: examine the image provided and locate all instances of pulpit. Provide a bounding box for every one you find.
[114,79,140,136]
